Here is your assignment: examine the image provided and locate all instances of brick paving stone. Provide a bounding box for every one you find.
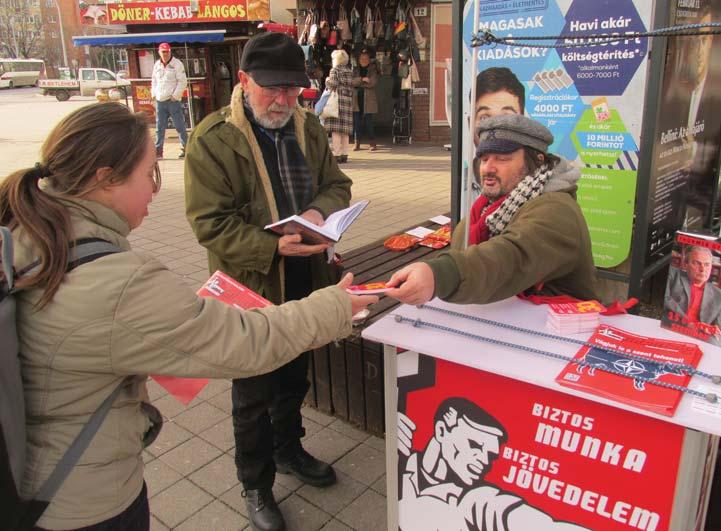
[327,419,371,443]
[150,479,213,528]
[364,435,386,453]
[297,471,366,516]
[199,417,236,452]
[146,378,168,401]
[159,436,223,476]
[197,378,232,400]
[145,421,193,458]
[173,401,229,434]
[301,428,358,466]
[208,390,233,414]
[301,418,324,440]
[189,453,239,497]
[274,468,305,491]
[336,489,387,531]
[333,444,385,487]
[319,519,353,531]
[145,458,183,498]
[175,500,248,531]
[150,515,169,531]
[300,406,336,426]
[279,494,333,531]
[153,393,191,420]
[370,475,386,497]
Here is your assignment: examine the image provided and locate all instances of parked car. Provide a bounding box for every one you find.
[39,68,131,101]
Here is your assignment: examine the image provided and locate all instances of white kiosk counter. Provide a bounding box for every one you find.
[363,298,721,531]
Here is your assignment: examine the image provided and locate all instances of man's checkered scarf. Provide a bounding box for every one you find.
[273,128,313,213]
[245,102,313,214]
[486,165,552,236]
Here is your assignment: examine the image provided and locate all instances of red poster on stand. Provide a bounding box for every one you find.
[397,353,684,531]
[151,271,272,404]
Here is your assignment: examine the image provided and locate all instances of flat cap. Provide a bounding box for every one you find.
[476,114,554,157]
[240,32,310,88]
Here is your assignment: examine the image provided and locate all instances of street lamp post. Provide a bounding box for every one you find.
[54,0,68,68]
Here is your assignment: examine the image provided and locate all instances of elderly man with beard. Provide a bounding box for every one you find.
[387,114,598,306]
[184,32,352,531]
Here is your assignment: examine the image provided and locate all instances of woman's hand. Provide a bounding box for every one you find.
[338,273,379,316]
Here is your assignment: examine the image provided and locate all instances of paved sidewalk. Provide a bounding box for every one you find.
[133,139,451,530]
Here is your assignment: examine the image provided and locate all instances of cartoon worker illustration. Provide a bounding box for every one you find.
[398,398,588,531]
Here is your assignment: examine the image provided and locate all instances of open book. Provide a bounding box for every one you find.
[264,200,370,245]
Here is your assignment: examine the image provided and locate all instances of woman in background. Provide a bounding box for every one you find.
[324,49,354,163]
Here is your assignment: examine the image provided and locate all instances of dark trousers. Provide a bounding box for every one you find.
[232,351,311,490]
[353,111,375,144]
[34,482,149,531]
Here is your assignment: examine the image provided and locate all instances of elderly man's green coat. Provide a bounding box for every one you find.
[185,85,352,303]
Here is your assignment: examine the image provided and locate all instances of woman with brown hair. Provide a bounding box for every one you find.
[0,102,376,530]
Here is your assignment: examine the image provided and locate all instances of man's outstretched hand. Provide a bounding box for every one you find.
[385,263,435,306]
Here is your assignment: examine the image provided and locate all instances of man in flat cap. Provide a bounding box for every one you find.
[184,32,352,531]
[387,114,598,305]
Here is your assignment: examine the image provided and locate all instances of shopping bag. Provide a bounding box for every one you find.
[321,90,340,119]
[315,88,332,115]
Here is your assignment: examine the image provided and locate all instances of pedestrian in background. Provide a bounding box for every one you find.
[324,49,354,163]
[151,42,188,159]
[352,48,379,152]
[0,102,376,531]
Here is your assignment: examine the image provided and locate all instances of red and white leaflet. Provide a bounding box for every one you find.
[197,270,272,309]
[556,324,702,417]
[346,282,393,295]
[152,271,272,404]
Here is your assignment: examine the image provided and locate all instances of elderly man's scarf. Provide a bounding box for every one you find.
[468,165,552,245]
[245,103,313,213]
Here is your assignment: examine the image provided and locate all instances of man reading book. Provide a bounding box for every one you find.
[387,114,598,306]
[184,32,353,531]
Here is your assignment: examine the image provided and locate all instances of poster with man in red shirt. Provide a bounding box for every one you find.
[662,231,721,345]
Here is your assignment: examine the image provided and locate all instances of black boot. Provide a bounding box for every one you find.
[276,448,337,487]
[242,487,285,531]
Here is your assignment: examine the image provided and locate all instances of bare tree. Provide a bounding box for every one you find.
[0,0,42,58]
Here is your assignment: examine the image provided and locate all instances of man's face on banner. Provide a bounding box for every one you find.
[473,90,522,146]
[686,248,713,286]
[436,415,504,486]
[694,12,714,84]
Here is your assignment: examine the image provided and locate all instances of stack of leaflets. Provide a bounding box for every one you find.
[556,325,703,417]
[546,300,604,334]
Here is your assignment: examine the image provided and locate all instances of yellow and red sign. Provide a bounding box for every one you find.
[80,0,270,25]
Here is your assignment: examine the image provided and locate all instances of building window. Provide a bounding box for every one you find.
[47,14,56,23]
[46,0,54,7]
[50,31,58,38]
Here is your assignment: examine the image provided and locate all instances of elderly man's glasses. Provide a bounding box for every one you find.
[258,85,301,98]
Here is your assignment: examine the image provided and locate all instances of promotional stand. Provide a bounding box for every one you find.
[363,298,721,530]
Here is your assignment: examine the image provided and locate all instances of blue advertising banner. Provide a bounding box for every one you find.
[462,0,652,268]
